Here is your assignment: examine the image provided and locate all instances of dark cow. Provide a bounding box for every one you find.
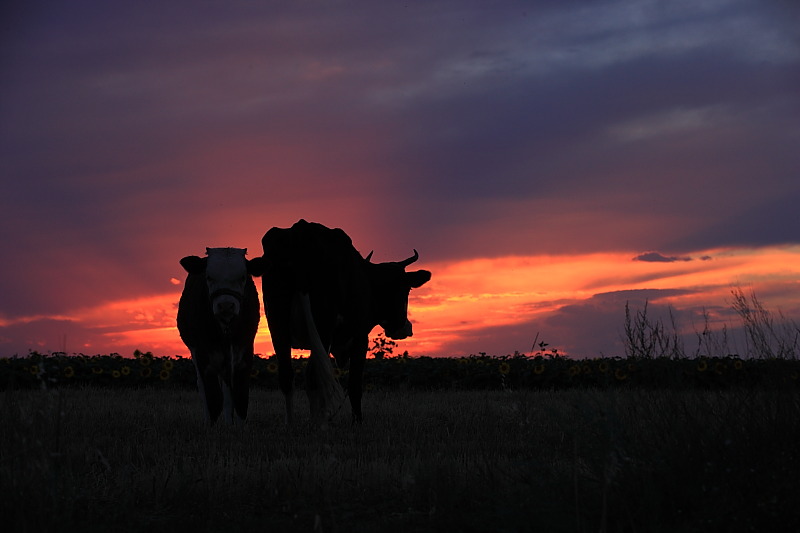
[177,247,260,424]
[250,220,431,423]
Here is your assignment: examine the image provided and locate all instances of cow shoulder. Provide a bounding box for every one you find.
[262,226,292,254]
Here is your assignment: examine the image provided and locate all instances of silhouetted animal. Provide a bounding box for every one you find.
[177,248,260,424]
[250,220,431,423]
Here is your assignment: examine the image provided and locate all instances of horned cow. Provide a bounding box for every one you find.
[177,247,260,424]
[249,220,431,423]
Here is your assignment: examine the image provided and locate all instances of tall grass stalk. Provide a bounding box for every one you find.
[624,289,800,360]
[623,301,684,359]
[731,287,800,359]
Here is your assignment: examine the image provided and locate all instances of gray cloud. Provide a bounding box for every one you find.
[634,252,693,263]
[1,0,799,354]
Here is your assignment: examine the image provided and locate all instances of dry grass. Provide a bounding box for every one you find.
[2,386,799,532]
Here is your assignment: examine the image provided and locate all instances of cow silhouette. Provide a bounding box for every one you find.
[250,220,431,423]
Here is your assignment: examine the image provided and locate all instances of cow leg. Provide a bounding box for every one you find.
[204,374,224,424]
[347,338,368,424]
[273,341,294,425]
[193,354,223,424]
[220,374,234,424]
[230,345,253,423]
[190,350,222,424]
[298,292,336,423]
[305,360,324,424]
[278,352,294,424]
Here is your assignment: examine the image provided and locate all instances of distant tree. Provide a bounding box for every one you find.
[369,333,398,359]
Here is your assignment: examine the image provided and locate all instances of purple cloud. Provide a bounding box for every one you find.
[634,252,693,263]
[1,1,799,356]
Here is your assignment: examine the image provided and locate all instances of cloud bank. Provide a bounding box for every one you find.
[1,0,799,356]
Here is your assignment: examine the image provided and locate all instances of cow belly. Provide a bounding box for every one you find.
[289,299,311,349]
[291,336,312,350]
[287,293,338,351]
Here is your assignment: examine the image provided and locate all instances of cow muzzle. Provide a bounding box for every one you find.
[385,320,413,340]
[210,289,243,326]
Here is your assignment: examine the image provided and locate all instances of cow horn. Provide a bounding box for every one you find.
[399,249,419,267]
[366,251,374,262]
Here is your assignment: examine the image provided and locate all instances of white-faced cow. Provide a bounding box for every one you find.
[177,247,260,424]
[249,220,431,423]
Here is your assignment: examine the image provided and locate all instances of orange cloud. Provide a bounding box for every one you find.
[5,245,798,358]
[399,245,800,355]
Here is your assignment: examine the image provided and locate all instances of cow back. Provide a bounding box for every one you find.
[261,220,371,343]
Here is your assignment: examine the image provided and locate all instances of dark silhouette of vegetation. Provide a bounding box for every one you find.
[3,387,798,532]
[3,290,800,531]
[369,332,398,359]
[3,350,798,393]
[622,287,800,360]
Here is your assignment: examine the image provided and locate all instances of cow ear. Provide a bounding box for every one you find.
[180,255,206,274]
[248,257,266,277]
[407,269,431,288]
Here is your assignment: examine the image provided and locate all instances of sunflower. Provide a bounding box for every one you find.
[498,362,511,375]
[614,368,628,381]
[63,366,75,379]
[733,359,743,371]
[111,370,121,379]
[696,360,708,372]
[533,364,545,375]
[139,355,152,367]
[140,367,152,378]
[598,362,609,373]
[568,365,580,377]
[250,368,259,378]
[29,365,39,375]
[266,362,278,374]
[92,366,104,375]
[121,366,131,376]
[159,369,171,381]
[162,359,174,371]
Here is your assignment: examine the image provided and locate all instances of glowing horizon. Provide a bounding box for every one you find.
[5,244,798,359]
[3,3,798,359]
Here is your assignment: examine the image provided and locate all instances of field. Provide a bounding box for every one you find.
[3,373,800,532]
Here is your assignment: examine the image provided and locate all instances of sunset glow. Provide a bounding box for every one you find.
[2,2,798,358]
[5,245,797,359]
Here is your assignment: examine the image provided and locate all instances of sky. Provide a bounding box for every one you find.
[2,0,799,358]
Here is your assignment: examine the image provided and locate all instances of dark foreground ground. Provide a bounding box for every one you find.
[2,387,799,532]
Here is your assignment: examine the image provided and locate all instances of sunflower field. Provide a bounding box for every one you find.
[2,349,798,391]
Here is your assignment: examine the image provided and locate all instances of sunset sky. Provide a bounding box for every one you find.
[2,0,799,358]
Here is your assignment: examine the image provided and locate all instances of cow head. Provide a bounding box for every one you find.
[180,248,255,330]
[367,250,431,340]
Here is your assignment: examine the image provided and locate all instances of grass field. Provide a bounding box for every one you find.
[3,385,799,532]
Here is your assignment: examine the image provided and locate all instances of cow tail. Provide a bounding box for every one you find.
[297,293,345,422]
